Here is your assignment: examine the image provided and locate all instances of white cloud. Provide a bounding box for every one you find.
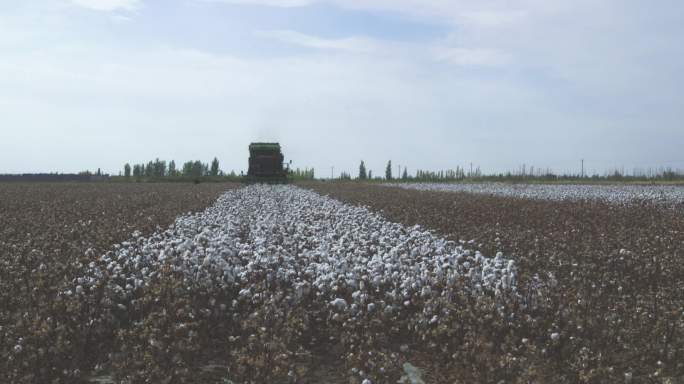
[111,14,133,22]
[204,0,532,28]
[257,30,384,54]
[458,10,528,27]
[258,29,509,68]
[201,0,314,7]
[70,0,142,12]
[432,47,509,67]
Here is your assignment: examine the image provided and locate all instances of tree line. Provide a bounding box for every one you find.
[123,158,227,179]
[351,160,684,182]
[289,168,315,180]
[121,158,684,182]
[352,160,480,181]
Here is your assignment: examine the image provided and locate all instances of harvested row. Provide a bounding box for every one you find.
[386,182,684,206]
[70,184,527,383]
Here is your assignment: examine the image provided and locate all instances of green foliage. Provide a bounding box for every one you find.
[182,161,206,178]
[168,160,177,177]
[289,168,315,180]
[414,167,468,182]
[359,161,367,180]
[123,158,226,181]
[210,157,220,177]
[385,160,392,180]
[145,161,154,177]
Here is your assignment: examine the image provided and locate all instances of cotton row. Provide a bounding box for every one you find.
[386,182,684,206]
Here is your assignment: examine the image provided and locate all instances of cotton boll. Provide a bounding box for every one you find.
[330,298,348,311]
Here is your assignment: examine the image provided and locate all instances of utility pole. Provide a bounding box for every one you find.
[331,166,335,180]
[470,162,473,178]
[581,159,584,178]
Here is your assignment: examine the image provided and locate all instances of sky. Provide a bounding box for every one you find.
[0,0,683,177]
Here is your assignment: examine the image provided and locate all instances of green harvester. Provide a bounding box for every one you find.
[245,142,288,184]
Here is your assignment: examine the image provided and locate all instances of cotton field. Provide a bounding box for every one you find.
[3,182,684,383]
[385,182,684,206]
[74,185,524,382]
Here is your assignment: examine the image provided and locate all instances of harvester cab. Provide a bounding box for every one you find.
[246,142,288,183]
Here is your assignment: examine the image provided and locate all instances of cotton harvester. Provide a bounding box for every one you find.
[245,142,288,183]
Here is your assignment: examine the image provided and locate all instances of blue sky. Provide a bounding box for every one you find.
[1,0,683,176]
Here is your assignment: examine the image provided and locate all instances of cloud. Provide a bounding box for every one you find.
[432,47,509,67]
[70,0,142,12]
[200,0,314,7]
[458,10,528,27]
[203,0,532,28]
[257,30,384,54]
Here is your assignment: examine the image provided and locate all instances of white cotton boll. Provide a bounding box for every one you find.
[550,332,560,341]
[75,285,84,295]
[367,303,376,313]
[501,275,510,290]
[330,298,348,311]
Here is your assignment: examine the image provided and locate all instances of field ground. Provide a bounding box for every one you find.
[2,181,683,383]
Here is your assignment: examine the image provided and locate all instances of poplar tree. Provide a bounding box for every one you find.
[359,161,367,180]
[385,160,392,180]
